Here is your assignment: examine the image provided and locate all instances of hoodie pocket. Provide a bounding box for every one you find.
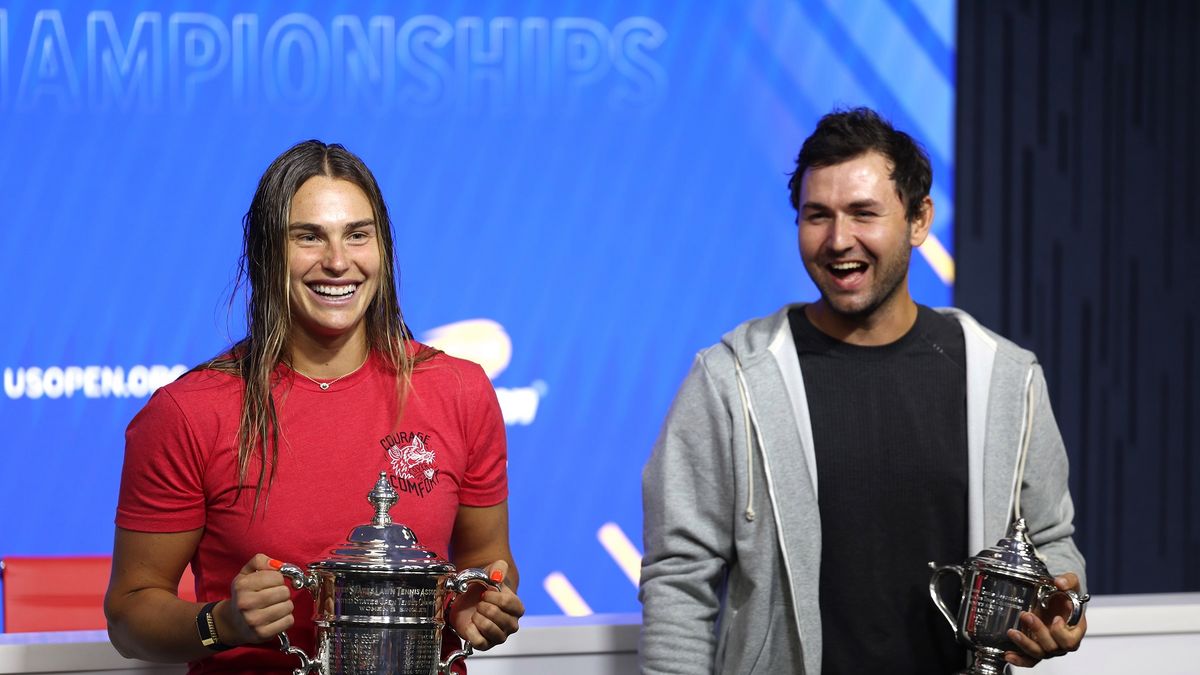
[717,602,786,675]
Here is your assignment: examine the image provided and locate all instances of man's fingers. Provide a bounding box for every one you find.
[1047,615,1084,651]
[1007,626,1045,660]
[1023,613,1061,654]
[1005,650,1039,668]
[1054,572,1080,591]
[1044,589,1084,621]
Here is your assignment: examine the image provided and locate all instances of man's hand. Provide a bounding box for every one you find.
[218,554,296,646]
[1005,572,1087,667]
[449,559,525,650]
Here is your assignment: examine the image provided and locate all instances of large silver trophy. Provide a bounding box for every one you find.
[273,473,499,675]
[927,518,1088,675]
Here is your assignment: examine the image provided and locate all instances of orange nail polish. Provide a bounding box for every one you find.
[269,558,284,570]
[489,569,504,583]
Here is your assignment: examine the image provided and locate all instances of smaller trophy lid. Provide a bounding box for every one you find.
[968,517,1055,582]
[310,473,454,574]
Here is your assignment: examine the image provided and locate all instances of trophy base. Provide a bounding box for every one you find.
[963,647,1010,675]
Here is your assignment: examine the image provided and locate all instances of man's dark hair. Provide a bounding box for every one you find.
[788,107,932,223]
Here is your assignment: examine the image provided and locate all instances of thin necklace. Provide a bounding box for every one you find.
[289,355,369,391]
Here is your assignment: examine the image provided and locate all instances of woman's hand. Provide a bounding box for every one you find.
[449,559,525,650]
[217,554,296,646]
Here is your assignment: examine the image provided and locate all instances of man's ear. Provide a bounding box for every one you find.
[909,196,934,247]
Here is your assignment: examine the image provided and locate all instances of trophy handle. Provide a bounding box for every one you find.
[438,568,503,675]
[1039,587,1090,627]
[278,630,321,675]
[927,562,964,634]
[275,563,321,675]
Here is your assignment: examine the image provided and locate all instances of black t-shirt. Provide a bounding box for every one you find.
[789,305,968,675]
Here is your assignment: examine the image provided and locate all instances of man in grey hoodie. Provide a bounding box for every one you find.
[639,108,1087,674]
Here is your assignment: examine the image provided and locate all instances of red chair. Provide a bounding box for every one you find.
[0,555,196,632]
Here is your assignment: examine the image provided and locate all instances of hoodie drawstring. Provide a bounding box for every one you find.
[1011,366,1038,523]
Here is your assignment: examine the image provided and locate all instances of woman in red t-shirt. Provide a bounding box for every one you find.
[104,141,524,674]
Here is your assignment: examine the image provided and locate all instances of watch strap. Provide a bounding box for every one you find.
[196,601,233,651]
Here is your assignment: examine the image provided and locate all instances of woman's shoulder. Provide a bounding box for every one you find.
[126,365,242,441]
[404,345,497,406]
[412,344,489,379]
[148,360,244,410]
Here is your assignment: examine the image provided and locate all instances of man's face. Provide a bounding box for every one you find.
[286,176,381,343]
[797,151,930,321]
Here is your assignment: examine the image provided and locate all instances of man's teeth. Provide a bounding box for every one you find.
[830,262,865,271]
[312,284,357,297]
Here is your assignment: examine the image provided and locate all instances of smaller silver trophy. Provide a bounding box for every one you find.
[928,518,1088,675]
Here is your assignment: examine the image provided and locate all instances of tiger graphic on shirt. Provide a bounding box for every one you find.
[388,434,437,481]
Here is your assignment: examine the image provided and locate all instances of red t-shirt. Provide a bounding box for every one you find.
[116,348,507,674]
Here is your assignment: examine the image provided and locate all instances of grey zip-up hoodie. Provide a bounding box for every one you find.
[639,305,1086,674]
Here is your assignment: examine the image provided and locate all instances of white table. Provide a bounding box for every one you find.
[2,595,1197,674]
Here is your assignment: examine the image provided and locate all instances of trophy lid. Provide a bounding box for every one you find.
[309,473,455,574]
[967,517,1055,582]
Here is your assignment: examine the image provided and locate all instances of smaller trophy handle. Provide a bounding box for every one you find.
[927,563,964,634]
[438,568,503,675]
[274,562,321,674]
[1040,587,1090,627]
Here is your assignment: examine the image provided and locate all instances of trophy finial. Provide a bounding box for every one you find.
[368,472,398,526]
[1006,517,1033,545]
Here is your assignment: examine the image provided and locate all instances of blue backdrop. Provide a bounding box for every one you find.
[0,0,954,621]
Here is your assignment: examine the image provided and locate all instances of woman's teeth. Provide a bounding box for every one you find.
[312,283,357,297]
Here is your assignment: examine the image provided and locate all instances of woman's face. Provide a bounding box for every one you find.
[285,176,381,344]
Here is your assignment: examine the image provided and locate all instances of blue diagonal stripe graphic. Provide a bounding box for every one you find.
[886,0,955,84]
[743,27,825,131]
[791,0,954,191]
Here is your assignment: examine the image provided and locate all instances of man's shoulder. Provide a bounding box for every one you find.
[697,304,798,364]
[932,306,1039,367]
